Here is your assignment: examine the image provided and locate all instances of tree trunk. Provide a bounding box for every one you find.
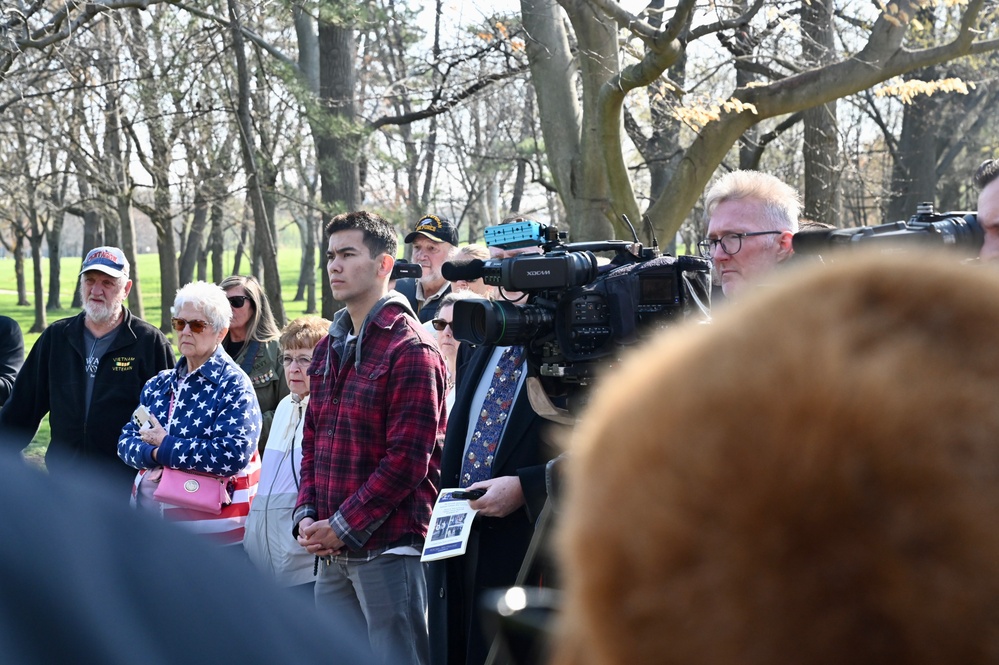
[886,73,939,221]
[233,219,249,277]
[573,0,648,240]
[13,231,29,306]
[316,14,360,319]
[28,229,47,333]
[153,216,179,330]
[209,197,225,284]
[73,209,103,309]
[228,0,285,326]
[179,187,209,286]
[520,0,583,230]
[801,0,841,226]
[116,194,144,317]
[46,211,64,311]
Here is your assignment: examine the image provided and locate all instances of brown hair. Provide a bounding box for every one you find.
[555,251,999,665]
[279,315,331,351]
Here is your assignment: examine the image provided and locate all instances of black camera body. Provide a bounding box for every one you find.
[390,258,422,280]
[793,204,982,257]
[443,223,711,413]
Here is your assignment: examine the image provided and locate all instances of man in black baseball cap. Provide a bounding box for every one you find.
[397,214,458,323]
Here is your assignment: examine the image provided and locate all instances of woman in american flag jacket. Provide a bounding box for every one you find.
[118,280,262,545]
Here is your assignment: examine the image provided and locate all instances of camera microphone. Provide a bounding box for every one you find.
[442,259,485,282]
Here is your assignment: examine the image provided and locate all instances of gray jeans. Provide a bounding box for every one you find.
[314,553,429,665]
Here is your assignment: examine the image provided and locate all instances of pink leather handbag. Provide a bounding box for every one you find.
[153,468,231,515]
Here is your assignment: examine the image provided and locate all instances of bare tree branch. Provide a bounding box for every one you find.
[369,62,530,131]
[0,0,173,81]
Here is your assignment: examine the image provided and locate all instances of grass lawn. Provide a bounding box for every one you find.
[0,246,320,466]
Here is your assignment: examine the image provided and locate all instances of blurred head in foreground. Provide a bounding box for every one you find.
[555,251,999,665]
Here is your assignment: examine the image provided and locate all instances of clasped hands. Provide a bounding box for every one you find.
[297,517,345,557]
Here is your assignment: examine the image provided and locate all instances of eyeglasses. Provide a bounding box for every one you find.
[281,355,313,367]
[698,231,783,258]
[431,319,453,332]
[227,295,251,309]
[171,317,211,334]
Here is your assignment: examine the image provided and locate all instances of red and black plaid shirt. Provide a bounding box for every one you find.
[295,303,446,556]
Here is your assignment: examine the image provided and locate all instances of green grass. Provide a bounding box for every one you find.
[0,246,320,465]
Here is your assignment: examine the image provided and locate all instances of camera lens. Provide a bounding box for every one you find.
[452,300,552,346]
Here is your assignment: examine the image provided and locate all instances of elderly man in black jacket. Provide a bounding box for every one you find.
[0,247,174,495]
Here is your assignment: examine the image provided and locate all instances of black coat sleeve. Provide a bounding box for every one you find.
[0,316,24,408]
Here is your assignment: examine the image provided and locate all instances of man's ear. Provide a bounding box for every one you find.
[123,279,134,298]
[378,253,395,278]
[776,230,795,262]
[217,326,229,345]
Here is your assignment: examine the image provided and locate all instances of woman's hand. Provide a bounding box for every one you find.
[140,414,167,448]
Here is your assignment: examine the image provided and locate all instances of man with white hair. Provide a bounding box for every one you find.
[699,170,801,297]
[396,213,459,322]
[0,246,174,494]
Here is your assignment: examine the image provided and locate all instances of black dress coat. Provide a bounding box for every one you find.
[428,344,558,665]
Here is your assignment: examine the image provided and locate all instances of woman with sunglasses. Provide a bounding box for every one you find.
[117,281,262,545]
[219,275,287,453]
[431,290,478,415]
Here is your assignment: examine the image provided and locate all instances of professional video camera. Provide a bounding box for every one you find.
[792,203,982,257]
[441,220,712,421]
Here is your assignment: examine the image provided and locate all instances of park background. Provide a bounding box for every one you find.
[2,1,998,458]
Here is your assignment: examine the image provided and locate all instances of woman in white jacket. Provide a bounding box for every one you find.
[243,315,330,593]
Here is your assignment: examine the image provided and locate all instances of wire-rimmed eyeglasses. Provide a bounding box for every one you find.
[698,231,783,258]
[281,354,313,368]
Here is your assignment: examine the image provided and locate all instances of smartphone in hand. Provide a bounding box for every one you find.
[451,489,486,501]
[132,404,153,431]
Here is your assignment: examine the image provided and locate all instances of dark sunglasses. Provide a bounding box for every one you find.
[431,318,453,332]
[227,295,251,309]
[171,317,211,334]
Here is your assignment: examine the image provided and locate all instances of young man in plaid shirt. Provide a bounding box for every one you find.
[294,211,447,665]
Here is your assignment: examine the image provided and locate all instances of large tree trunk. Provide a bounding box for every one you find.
[520,0,584,233]
[886,72,940,222]
[316,15,360,319]
[801,0,841,226]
